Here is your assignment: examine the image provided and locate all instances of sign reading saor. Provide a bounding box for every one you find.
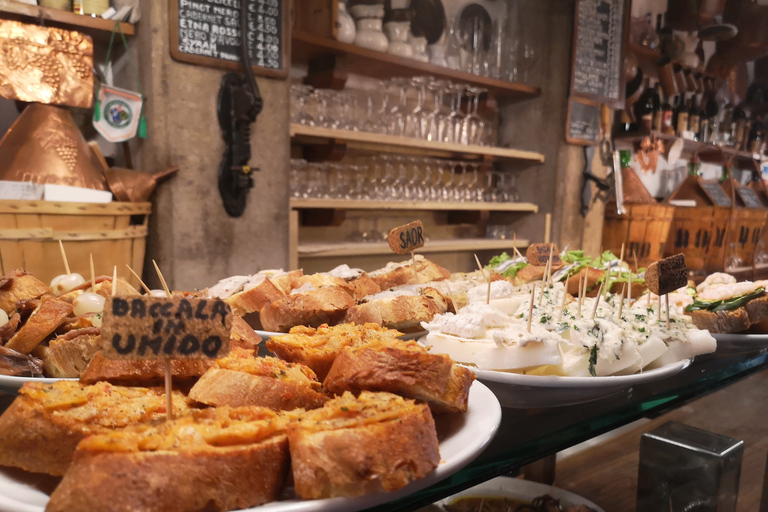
[101,296,232,360]
[388,220,425,254]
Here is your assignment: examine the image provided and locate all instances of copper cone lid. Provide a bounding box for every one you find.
[104,166,179,202]
[0,103,107,190]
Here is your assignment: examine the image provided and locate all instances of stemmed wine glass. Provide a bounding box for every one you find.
[462,87,485,145]
[410,77,431,140]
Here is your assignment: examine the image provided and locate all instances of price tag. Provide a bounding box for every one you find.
[699,181,732,207]
[388,221,425,255]
[645,254,688,296]
[526,243,562,267]
[737,187,764,209]
[101,296,232,360]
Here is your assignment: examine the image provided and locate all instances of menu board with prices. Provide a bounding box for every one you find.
[170,0,289,79]
[570,0,628,109]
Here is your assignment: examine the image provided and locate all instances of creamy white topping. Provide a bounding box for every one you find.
[696,272,736,292]
[327,264,364,279]
[364,284,422,301]
[368,255,425,277]
[422,312,486,339]
[207,275,250,299]
[467,280,518,304]
[290,282,316,295]
[697,281,766,302]
[492,323,564,347]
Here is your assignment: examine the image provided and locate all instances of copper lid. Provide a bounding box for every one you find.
[0,103,107,190]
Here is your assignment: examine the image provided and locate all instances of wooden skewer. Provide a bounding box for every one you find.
[647,288,652,308]
[153,260,172,297]
[628,268,633,306]
[512,233,525,260]
[577,273,584,319]
[111,266,117,296]
[89,253,96,293]
[527,283,535,333]
[151,260,173,421]
[546,243,554,285]
[617,284,626,319]
[558,275,570,322]
[58,240,71,275]
[411,250,419,284]
[609,243,625,302]
[591,283,603,320]
[473,254,491,305]
[125,265,152,294]
[632,250,639,274]
[657,294,662,322]
[665,293,671,330]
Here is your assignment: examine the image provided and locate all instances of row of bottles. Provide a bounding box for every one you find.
[617,79,766,156]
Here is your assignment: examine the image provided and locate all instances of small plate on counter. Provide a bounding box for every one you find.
[712,333,768,354]
[423,476,604,512]
[468,359,692,408]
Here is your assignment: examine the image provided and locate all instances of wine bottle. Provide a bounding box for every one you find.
[688,95,701,140]
[661,92,674,135]
[634,79,657,132]
[676,93,689,136]
[652,83,664,132]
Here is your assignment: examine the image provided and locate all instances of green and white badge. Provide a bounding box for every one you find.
[93,84,143,143]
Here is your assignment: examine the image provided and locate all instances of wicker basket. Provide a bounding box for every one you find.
[0,201,150,289]
[603,202,675,269]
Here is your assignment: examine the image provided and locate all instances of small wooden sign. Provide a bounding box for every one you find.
[645,254,688,296]
[101,296,232,360]
[388,221,425,255]
[526,243,562,267]
[699,181,732,207]
[737,187,764,209]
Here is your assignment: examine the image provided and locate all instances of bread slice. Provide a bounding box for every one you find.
[744,293,768,326]
[224,276,284,316]
[189,355,328,411]
[260,286,355,333]
[47,407,290,512]
[370,255,451,289]
[288,391,439,499]
[0,380,192,475]
[324,344,475,413]
[265,269,304,294]
[59,277,140,303]
[229,315,262,352]
[291,272,382,301]
[42,327,101,378]
[5,296,74,353]
[0,270,50,314]
[343,286,451,332]
[79,350,214,386]
[564,267,606,296]
[265,323,406,380]
[687,307,752,334]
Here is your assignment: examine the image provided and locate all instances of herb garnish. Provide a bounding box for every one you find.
[588,345,599,377]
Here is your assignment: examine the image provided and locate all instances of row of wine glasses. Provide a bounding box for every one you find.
[290,156,519,203]
[289,77,494,146]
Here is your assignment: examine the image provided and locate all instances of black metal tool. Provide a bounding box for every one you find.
[580,146,611,216]
[217,0,263,217]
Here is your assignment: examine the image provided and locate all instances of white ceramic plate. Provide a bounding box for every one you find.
[429,476,604,511]
[470,359,692,408]
[0,382,501,512]
[0,375,76,393]
[712,333,768,354]
[256,330,427,341]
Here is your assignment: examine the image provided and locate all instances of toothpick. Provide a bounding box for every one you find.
[512,233,525,260]
[591,283,603,320]
[89,253,96,292]
[527,283,535,333]
[125,264,152,294]
[111,266,117,296]
[474,254,491,305]
[632,250,639,274]
[617,284,626,319]
[647,288,652,308]
[657,294,662,322]
[411,250,418,283]
[538,275,545,306]
[611,243,625,302]
[628,268,633,306]
[665,293,671,330]
[546,243,554,285]
[152,260,171,297]
[58,240,71,275]
[558,275,570,322]
[577,273,584,319]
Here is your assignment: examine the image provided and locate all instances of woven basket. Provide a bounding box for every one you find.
[0,201,150,289]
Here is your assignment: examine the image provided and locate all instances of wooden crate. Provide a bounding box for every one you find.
[724,208,767,279]
[0,201,151,289]
[603,202,674,269]
[664,205,730,272]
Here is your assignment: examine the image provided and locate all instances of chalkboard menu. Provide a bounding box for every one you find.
[700,181,732,207]
[737,187,764,209]
[169,0,289,79]
[570,0,628,109]
[566,98,600,145]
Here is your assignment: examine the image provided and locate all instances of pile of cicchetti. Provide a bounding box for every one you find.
[0,259,474,512]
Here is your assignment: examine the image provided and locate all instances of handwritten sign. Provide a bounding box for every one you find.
[526,243,563,267]
[566,99,600,145]
[737,187,764,209]
[101,296,232,360]
[645,254,687,295]
[388,221,425,255]
[699,181,732,207]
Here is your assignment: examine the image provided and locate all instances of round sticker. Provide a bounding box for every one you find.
[104,100,133,129]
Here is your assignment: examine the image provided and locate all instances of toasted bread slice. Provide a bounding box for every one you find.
[79,350,214,386]
[290,273,348,290]
[564,267,606,296]
[344,286,450,332]
[224,277,285,316]
[43,328,101,378]
[59,277,140,303]
[324,344,475,413]
[0,270,50,314]
[230,315,262,352]
[47,407,290,512]
[687,307,752,334]
[190,355,327,411]
[265,269,304,294]
[370,255,451,289]
[0,381,192,475]
[288,391,439,499]
[744,293,768,326]
[5,296,73,354]
[260,286,355,333]
[266,323,406,380]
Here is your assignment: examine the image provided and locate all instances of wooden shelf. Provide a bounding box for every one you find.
[298,238,530,258]
[292,31,540,101]
[614,131,760,164]
[291,124,546,163]
[0,1,134,38]
[290,198,539,213]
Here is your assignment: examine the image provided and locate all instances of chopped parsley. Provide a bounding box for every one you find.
[588,345,599,377]
[540,314,552,324]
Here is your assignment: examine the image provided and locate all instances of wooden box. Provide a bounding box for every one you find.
[0,201,150,289]
[603,202,675,269]
[721,178,768,280]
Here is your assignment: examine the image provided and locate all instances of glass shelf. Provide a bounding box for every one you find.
[364,348,768,511]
